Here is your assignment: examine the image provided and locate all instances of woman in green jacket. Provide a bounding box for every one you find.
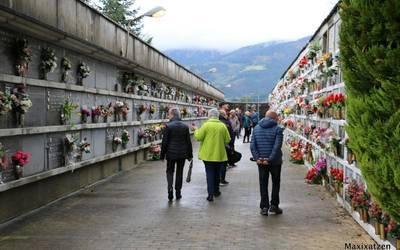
[194,108,231,202]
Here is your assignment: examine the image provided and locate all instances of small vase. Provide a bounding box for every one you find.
[361,209,369,222]
[92,116,99,123]
[122,143,127,149]
[61,71,69,83]
[77,76,83,86]
[14,165,23,179]
[76,154,82,162]
[17,113,25,128]
[112,143,118,152]
[379,223,386,240]
[374,221,380,235]
[81,114,88,123]
[103,116,108,123]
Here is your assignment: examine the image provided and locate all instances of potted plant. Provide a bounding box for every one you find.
[60,99,78,125]
[11,151,30,179]
[77,62,90,85]
[40,47,57,80]
[14,39,32,77]
[307,41,321,61]
[330,167,344,194]
[81,108,91,123]
[61,57,72,83]
[149,104,156,119]
[148,144,161,160]
[121,129,130,149]
[11,90,32,128]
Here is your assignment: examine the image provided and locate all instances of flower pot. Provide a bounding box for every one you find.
[92,116,99,123]
[77,76,83,86]
[112,143,118,152]
[17,113,25,128]
[379,223,386,240]
[103,116,108,123]
[81,114,88,123]
[61,71,69,83]
[14,165,23,179]
[374,221,380,235]
[114,113,121,122]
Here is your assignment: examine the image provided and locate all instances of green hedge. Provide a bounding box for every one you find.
[339,0,400,222]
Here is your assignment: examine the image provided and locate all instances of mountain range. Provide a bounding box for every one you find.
[164,36,310,101]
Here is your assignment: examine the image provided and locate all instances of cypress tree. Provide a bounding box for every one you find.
[339,0,400,221]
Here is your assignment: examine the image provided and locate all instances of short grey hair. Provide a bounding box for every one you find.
[169,107,181,118]
[208,108,219,118]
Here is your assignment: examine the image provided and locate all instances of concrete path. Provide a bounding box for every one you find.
[0,139,374,250]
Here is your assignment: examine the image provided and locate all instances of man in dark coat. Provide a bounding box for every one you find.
[161,107,193,201]
[250,110,283,216]
[218,101,234,185]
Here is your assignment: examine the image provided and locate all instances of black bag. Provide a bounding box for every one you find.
[228,149,242,164]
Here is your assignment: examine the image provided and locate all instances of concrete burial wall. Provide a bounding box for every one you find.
[0,0,223,224]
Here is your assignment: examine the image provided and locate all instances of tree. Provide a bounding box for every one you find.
[99,0,143,37]
[339,0,400,221]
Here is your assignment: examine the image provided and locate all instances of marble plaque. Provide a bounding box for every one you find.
[0,28,17,75]
[92,129,106,157]
[0,136,21,183]
[46,88,65,125]
[25,86,46,127]
[46,133,65,170]
[22,135,46,176]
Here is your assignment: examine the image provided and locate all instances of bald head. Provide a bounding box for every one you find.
[266,110,278,121]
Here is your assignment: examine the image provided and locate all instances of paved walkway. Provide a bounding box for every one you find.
[0,139,374,250]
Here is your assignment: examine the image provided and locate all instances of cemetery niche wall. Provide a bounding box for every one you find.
[0,0,223,224]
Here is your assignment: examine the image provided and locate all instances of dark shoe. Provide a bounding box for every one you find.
[260,207,269,216]
[220,180,229,185]
[214,191,221,197]
[176,191,182,200]
[168,191,173,201]
[269,205,283,214]
[207,195,214,202]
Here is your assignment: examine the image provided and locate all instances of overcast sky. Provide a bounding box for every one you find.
[133,0,338,51]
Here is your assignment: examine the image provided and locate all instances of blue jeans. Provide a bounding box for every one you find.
[204,161,222,196]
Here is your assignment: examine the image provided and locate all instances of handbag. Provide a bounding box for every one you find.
[227,148,242,164]
[186,159,193,183]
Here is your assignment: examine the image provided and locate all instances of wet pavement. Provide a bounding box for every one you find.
[0,139,374,250]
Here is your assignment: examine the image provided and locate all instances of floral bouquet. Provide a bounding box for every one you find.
[330,167,344,187]
[305,167,322,185]
[0,91,13,115]
[91,106,101,123]
[368,201,383,223]
[112,136,122,152]
[77,62,90,84]
[114,101,124,114]
[81,108,91,123]
[122,102,130,121]
[61,57,72,82]
[13,95,33,114]
[314,157,327,178]
[149,104,156,116]
[388,219,400,240]
[77,138,90,161]
[15,39,32,77]
[12,151,30,179]
[148,144,161,160]
[121,129,130,148]
[40,47,57,79]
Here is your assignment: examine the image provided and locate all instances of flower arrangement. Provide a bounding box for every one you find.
[40,47,57,80]
[314,157,327,178]
[91,106,101,123]
[81,108,91,123]
[181,107,188,118]
[330,167,344,188]
[149,104,156,115]
[137,104,147,120]
[137,80,149,96]
[121,72,136,93]
[76,138,90,161]
[121,129,130,148]
[289,140,304,164]
[122,102,129,121]
[99,104,113,122]
[307,41,321,60]
[388,219,400,240]
[148,144,161,160]
[14,39,32,77]
[0,91,13,115]
[138,128,149,139]
[368,201,383,223]
[12,151,30,179]
[112,136,122,152]
[61,57,72,83]
[77,62,90,85]
[347,179,360,205]
[61,99,79,125]
[298,56,309,68]
[305,167,322,184]
[113,101,124,121]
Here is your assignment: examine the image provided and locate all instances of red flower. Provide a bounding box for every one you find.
[12,151,30,167]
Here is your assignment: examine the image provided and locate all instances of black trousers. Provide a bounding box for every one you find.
[166,159,185,192]
[243,128,251,142]
[204,161,221,196]
[258,164,282,209]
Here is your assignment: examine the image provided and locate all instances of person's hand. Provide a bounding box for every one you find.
[256,159,263,165]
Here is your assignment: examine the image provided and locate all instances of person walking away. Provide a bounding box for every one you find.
[194,109,231,202]
[161,107,193,201]
[250,111,283,216]
[250,106,259,128]
[218,102,234,185]
[243,111,252,143]
[229,110,240,141]
[236,108,243,138]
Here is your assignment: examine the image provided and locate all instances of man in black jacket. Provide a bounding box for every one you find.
[161,107,193,201]
[219,102,235,185]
